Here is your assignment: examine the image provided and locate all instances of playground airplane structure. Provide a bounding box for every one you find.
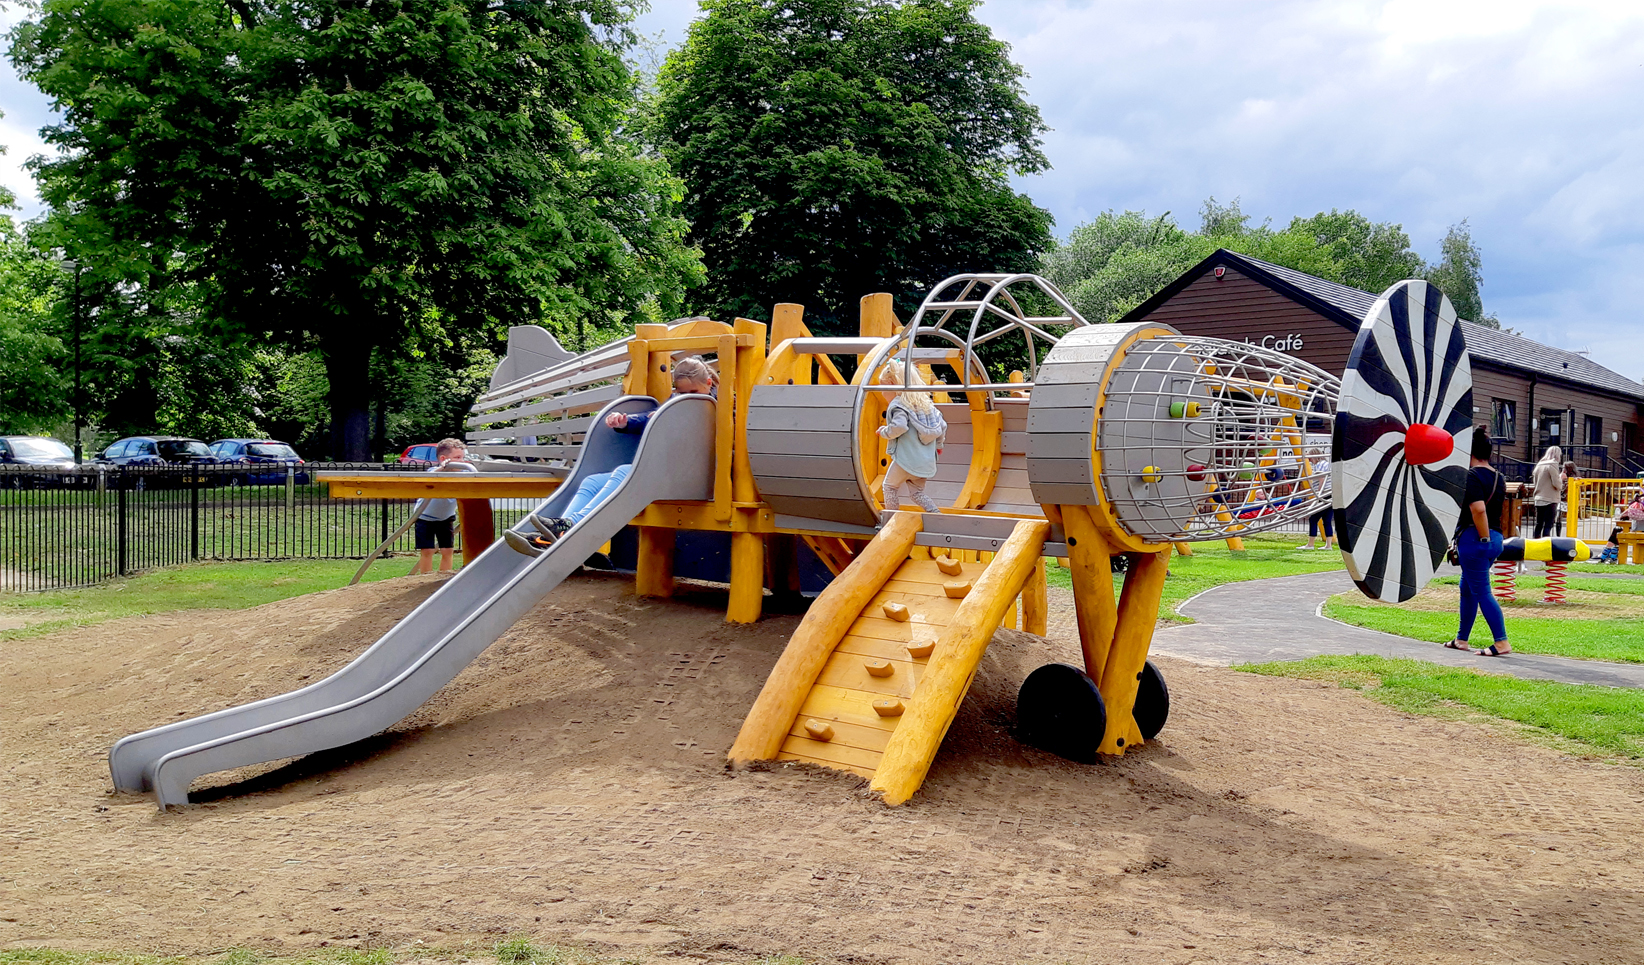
[109,274,1475,809]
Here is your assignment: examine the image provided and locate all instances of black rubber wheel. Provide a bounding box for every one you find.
[1016,663,1107,764]
[1133,660,1170,741]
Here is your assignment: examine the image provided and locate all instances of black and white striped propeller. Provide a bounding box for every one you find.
[1332,280,1474,602]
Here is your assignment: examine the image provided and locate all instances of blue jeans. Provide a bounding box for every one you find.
[1456,529,1507,644]
[561,464,632,524]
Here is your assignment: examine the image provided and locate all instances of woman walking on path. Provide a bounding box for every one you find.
[1531,446,1563,539]
[1448,429,1511,657]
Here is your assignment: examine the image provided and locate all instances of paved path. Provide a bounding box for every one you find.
[1148,570,1644,688]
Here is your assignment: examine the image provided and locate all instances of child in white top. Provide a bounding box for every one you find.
[875,360,947,513]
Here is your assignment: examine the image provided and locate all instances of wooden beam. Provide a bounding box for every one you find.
[319,473,561,500]
[1098,547,1172,755]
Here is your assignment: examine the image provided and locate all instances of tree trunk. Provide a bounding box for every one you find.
[323,338,374,463]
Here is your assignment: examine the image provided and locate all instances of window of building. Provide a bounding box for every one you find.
[1586,415,1604,447]
[1492,400,1516,442]
[1539,409,1563,450]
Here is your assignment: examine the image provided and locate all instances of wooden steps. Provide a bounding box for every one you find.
[775,557,982,778]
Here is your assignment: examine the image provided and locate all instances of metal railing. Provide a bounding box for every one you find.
[1566,477,1644,544]
[0,463,541,592]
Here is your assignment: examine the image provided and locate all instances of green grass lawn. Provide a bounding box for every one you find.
[0,557,417,642]
[1241,655,1644,760]
[1324,574,1644,663]
[1045,534,1345,623]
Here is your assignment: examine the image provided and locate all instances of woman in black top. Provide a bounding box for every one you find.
[1449,429,1510,656]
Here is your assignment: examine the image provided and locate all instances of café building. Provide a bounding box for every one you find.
[1117,249,1644,479]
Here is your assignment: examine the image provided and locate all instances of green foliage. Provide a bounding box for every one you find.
[0,221,67,434]
[11,0,702,459]
[1240,655,1644,758]
[653,0,1054,332]
[1423,219,1498,328]
[1043,197,1495,326]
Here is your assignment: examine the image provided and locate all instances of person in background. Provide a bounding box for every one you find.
[409,438,478,575]
[1603,493,1644,560]
[1530,445,1562,539]
[1298,449,1335,550]
[1447,428,1510,656]
[505,357,718,555]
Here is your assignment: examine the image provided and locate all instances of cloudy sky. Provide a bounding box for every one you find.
[4,1,1641,377]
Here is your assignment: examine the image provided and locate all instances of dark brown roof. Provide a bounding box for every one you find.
[1121,249,1644,403]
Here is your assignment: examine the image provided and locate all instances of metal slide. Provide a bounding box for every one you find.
[109,394,716,809]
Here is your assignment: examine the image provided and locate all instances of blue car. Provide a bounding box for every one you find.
[208,439,309,485]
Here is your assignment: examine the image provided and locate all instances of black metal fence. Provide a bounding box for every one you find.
[0,463,542,592]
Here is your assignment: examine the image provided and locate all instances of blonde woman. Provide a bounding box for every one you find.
[875,359,948,513]
[1531,445,1562,538]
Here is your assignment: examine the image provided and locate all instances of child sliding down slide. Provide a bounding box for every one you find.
[876,360,948,513]
[504,357,719,556]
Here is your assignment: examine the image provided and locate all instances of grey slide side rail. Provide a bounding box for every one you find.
[108,394,716,808]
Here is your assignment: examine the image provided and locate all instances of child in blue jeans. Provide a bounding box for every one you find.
[505,357,717,556]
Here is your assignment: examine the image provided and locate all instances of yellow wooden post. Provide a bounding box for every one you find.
[770,302,807,349]
[634,323,669,400]
[872,519,1049,805]
[713,332,737,522]
[623,337,650,395]
[1567,476,1581,539]
[635,524,675,597]
[1022,555,1048,636]
[1097,547,1171,755]
[728,512,923,763]
[1173,541,1193,556]
[1059,503,1118,683]
[859,292,898,338]
[727,317,768,624]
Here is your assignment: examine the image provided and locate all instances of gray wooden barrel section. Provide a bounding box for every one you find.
[1095,340,1214,540]
[747,384,878,528]
[1027,322,1170,506]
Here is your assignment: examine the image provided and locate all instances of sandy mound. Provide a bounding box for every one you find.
[4,571,1644,964]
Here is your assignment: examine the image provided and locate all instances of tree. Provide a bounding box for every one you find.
[1423,220,1498,328]
[12,0,701,460]
[0,114,68,435]
[0,221,66,435]
[1042,200,1462,325]
[652,0,1054,332]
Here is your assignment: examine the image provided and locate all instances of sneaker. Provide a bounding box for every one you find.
[504,529,552,557]
[530,514,573,539]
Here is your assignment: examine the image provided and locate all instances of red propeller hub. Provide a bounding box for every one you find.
[1404,423,1454,465]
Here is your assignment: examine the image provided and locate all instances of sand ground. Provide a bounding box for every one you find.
[3,571,1642,964]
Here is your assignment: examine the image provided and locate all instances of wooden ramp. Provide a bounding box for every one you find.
[730,513,1049,804]
[776,555,982,778]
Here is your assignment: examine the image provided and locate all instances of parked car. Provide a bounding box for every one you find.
[208,438,308,485]
[397,443,441,466]
[96,436,217,488]
[0,436,94,489]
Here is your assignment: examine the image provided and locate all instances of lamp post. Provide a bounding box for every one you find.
[59,258,82,464]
